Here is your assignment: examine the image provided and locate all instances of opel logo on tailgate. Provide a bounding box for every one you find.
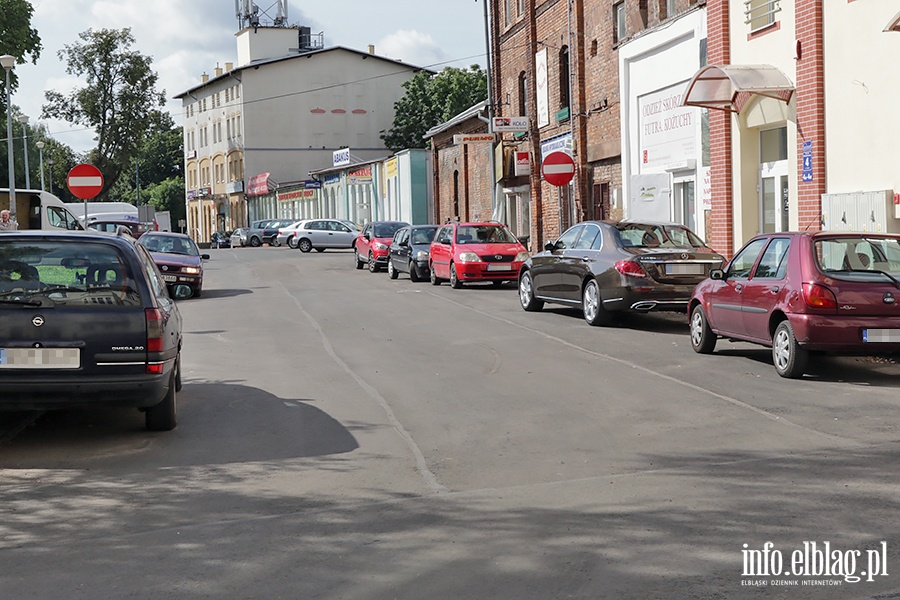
[32,315,45,327]
[885,292,896,305]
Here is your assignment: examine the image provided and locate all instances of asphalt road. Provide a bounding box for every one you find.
[2,246,899,599]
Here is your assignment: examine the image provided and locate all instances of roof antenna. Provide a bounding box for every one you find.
[803,212,824,231]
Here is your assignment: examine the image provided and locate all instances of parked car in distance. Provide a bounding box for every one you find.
[230,228,248,248]
[291,218,360,252]
[275,220,308,247]
[0,230,189,430]
[387,225,439,281]
[519,221,724,326]
[354,221,409,272]
[210,231,231,249]
[139,232,209,298]
[689,231,900,378]
[87,219,153,238]
[246,219,298,247]
[430,221,529,288]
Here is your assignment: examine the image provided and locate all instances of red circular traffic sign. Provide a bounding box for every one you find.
[541,151,576,186]
[66,163,104,199]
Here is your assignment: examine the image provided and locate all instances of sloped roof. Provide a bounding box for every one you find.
[424,100,489,139]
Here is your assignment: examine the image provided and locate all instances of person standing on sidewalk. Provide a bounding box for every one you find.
[0,210,18,231]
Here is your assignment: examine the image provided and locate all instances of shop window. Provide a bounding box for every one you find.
[745,0,781,32]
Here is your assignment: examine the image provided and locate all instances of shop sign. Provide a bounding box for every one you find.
[304,179,322,190]
[540,134,572,162]
[247,173,270,196]
[453,134,495,144]
[323,173,341,185]
[333,147,351,167]
[638,81,696,171]
[225,181,244,194]
[385,157,399,179]
[514,151,531,176]
[278,189,317,202]
[701,167,712,210]
[348,166,373,185]
[493,116,529,132]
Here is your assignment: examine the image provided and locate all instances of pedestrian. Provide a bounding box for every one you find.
[0,209,17,231]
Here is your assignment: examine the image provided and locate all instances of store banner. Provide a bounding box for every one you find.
[348,166,373,185]
[535,49,550,128]
[247,173,270,196]
[638,81,696,170]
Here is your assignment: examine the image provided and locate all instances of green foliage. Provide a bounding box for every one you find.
[381,65,488,152]
[0,0,42,92]
[41,28,166,199]
[146,177,186,224]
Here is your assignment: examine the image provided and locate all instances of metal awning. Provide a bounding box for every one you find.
[885,10,900,32]
[681,64,795,113]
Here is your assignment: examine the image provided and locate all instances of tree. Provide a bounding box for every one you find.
[0,0,42,93]
[41,28,165,198]
[381,65,488,152]
[108,111,183,205]
[146,177,186,225]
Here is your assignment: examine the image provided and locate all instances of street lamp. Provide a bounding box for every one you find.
[36,140,45,191]
[1,54,16,218]
[46,157,54,195]
[18,114,30,189]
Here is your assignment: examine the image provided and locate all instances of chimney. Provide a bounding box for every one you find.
[201,71,209,83]
[214,66,224,77]
[367,44,375,55]
[225,62,234,72]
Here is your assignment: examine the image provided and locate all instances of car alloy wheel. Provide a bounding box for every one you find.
[519,271,543,312]
[355,249,364,269]
[388,259,398,279]
[772,320,808,379]
[408,261,420,282]
[430,264,441,286]
[368,252,380,273]
[298,238,313,253]
[250,236,261,247]
[690,305,716,354]
[582,280,611,326]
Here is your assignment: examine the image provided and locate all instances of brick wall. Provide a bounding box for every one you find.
[431,119,492,225]
[706,0,734,257]
[794,0,825,231]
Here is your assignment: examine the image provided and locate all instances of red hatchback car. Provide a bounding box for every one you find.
[354,221,409,272]
[689,232,900,378]
[429,222,529,288]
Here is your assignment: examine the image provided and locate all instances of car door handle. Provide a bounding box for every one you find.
[735,284,743,292]
[770,286,780,293]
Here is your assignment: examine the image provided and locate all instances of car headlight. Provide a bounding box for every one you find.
[374,242,388,250]
[515,252,530,262]
[182,267,201,274]
[416,250,429,261]
[458,252,480,263]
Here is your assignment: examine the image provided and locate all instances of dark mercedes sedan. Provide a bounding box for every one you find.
[0,230,190,430]
[518,221,724,326]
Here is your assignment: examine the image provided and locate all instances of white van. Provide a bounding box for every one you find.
[66,201,139,224]
[0,189,84,231]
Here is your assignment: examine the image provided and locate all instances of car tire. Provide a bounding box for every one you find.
[583,280,613,326]
[388,259,398,279]
[174,351,183,392]
[492,280,504,288]
[250,236,261,247]
[368,252,380,273]
[298,238,313,253]
[449,263,463,289]
[689,304,716,354]
[519,271,544,312]
[409,262,420,282]
[271,238,281,247]
[146,371,177,431]
[430,263,441,286]
[772,320,808,379]
[355,249,365,269]
[193,287,202,299]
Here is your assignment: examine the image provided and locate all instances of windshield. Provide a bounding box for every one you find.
[455,225,518,244]
[411,227,438,245]
[374,222,406,238]
[140,235,200,256]
[0,240,142,307]
[615,223,707,249]
[815,237,900,283]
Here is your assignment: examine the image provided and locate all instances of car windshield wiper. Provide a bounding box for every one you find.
[826,269,900,289]
[0,297,43,306]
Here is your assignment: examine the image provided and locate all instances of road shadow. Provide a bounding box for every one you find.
[538,306,689,336]
[194,288,254,299]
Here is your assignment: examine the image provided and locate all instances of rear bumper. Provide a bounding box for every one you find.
[789,313,900,352]
[601,285,695,313]
[0,372,171,410]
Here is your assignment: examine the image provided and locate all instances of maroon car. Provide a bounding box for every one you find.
[139,232,210,298]
[689,232,900,377]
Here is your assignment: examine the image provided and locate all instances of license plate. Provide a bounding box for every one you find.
[487,264,513,271]
[665,263,705,275]
[862,329,900,343]
[0,348,80,369]
[162,274,178,282]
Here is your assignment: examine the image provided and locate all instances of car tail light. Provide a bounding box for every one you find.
[145,308,164,374]
[802,283,837,311]
[615,260,647,278]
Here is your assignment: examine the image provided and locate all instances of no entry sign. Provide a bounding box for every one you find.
[541,151,575,187]
[67,164,104,199]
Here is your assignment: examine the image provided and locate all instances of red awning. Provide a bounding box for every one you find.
[682,64,795,113]
[247,173,271,197]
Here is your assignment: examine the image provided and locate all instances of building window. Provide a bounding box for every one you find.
[505,0,511,25]
[614,2,626,43]
[453,170,460,218]
[518,0,524,15]
[558,46,570,111]
[745,0,781,32]
[659,0,676,20]
[518,71,527,117]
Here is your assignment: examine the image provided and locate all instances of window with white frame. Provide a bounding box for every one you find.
[745,0,780,32]
[614,2,626,43]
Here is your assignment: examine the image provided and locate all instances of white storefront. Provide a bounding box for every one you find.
[619,8,708,239]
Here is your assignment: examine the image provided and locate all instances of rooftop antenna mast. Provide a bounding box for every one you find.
[236,0,289,29]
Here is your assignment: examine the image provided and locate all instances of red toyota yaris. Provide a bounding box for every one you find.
[429,221,529,288]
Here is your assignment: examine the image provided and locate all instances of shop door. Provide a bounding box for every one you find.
[672,176,697,234]
[760,161,789,233]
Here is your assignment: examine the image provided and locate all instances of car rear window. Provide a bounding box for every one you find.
[816,237,900,282]
[615,224,707,249]
[0,240,143,308]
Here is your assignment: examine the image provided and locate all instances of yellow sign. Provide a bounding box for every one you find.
[385,157,399,179]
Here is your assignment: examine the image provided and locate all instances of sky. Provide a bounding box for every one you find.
[13,0,490,153]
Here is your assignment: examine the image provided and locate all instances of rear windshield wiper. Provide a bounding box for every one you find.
[0,297,43,306]
[826,269,900,289]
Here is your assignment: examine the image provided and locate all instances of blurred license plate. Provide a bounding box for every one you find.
[487,264,512,271]
[0,348,80,369]
[162,275,178,282]
[665,263,704,275]
[862,329,900,343]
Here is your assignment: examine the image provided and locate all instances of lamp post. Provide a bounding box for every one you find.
[36,140,45,191]
[18,114,30,190]
[1,54,16,218]
[47,157,54,195]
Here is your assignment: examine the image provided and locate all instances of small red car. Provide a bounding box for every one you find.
[429,221,529,288]
[354,221,409,272]
[689,231,900,378]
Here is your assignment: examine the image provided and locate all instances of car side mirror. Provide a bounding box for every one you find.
[441,238,452,245]
[709,269,725,280]
[399,240,408,247]
[201,254,210,260]
[544,241,555,252]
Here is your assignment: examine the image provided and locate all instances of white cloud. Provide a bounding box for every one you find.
[376,30,447,69]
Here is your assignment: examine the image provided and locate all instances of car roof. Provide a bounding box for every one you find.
[140,231,193,240]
